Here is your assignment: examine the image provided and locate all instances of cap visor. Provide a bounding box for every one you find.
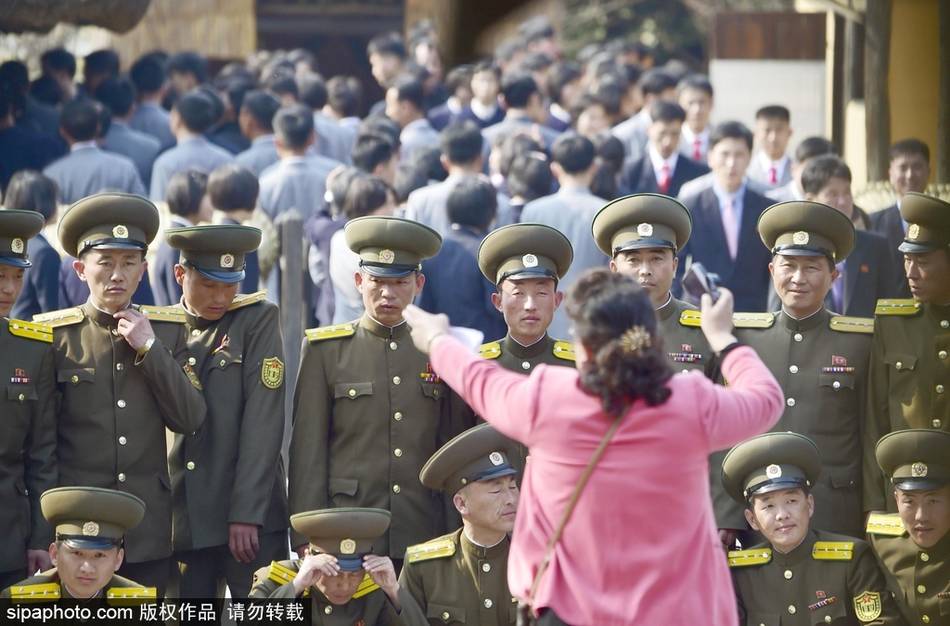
[772,247,826,257]
[893,478,947,492]
[748,479,807,499]
[503,268,557,282]
[0,256,32,268]
[614,239,675,253]
[473,465,518,483]
[196,267,246,284]
[61,536,121,550]
[336,556,364,572]
[898,241,943,254]
[360,263,416,278]
[86,242,146,252]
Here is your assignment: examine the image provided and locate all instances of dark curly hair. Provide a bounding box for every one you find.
[565,268,673,416]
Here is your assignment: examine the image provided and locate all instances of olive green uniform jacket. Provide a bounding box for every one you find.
[36,302,207,563]
[1,568,155,601]
[730,529,904,625]
[249,559,400,625]
[867,512,950,626]
[0,319,56,574]
[864,300,950,512]
[169,292,288,552]
[737,309,873,537]
[398,529,515,626]
[288,316,471,557]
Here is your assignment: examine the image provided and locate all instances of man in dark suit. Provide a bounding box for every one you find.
[427,65,473,132]
[676,121,773,312]
[619,101,709,197]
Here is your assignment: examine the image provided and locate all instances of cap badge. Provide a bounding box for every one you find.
[792,231,809,245]
[220,253,235,269]
[113,225,129,238]
[489,451,504,466]
[340,538,357,555]
[908,223,920,240]
[10,238,24,254]
[522,254,538,268]
[911,462,928,477]
[637,223,653,237]
[378,249,395,264]
[82,521,100,536]
[765,464,782,479]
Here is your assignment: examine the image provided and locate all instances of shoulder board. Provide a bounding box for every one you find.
[866,512,905,537]
[875,299,921,316]
[137,304,187,324]
[33,307,84,328]
[733,312,775,329]
[406,537,456,563]
[229,290,267,311]
[727,548,772,568]
[812,541,854,560]
[305,323,356,343]
[479,341,502,359]
[679,310,702,328]
[9,582,60,601]
[266,560,298,586]
[8,319,53,343]
[552,340,575,361]
[351,573,380,599]
[829,316,874,334]
[106,586,156,601]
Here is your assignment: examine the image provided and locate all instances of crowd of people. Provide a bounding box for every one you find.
[0,13,947,626]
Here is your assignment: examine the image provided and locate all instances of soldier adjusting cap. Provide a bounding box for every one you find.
[290,508,391,571]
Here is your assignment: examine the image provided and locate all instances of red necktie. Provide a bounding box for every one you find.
[693,138,702,161]
[659,163,671,194]
[768,165,778,185]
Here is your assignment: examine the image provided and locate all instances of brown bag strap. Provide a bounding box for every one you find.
[526,413,625,603]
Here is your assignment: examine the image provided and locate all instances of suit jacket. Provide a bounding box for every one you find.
[482,114,560,150]
[400,118,441,162]
[11,233,60,319]
[676,186,773,312]
[43,145,145,204]
[149,136,233,202]
[746,152,793,189]
[130,101,175,149]
[404,175,513,239]
[611,110,650,160]
[207,121,250,155]
[235,135,279,177]
[313,112,355,165]
[619,153,709,198]
[427,101,458,132]
[869,203,911,297]
[103,121,162,189]
[456,104,505,130]
[677,172,770,202]
[258,155,340,222]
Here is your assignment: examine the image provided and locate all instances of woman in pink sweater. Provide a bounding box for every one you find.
[403,269,784,626]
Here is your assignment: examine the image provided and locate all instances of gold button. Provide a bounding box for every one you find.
[895,361,902,370]
[521,361,530,370]
[936,384,945,394]
[824,616,832,623]
[482,562,491,572]
[793,333,803,342]
[783,569,792,580]
[389,341,398,350]
[484,598,493,608]
[832,381,841,390]
[188,357,197,366]
[441,612,450,621]
[941,319,949,328]
[186,461,196,470]
[17,393,25,402]
[394,448,403,457]
[394,411,403,421]
[118,473,126,482]
[116,363,123,371]
[348,388,356,397]
[787,605,796,615]
[117,399,126,408]
[324,605,332,615]
[219,359,226,367]
[118,436,127,445]
[392,376,401,385]
[922,615,930,624]
[917,585,926,594]
[789,365,799,374]
[786,398,796,407]
[934,419,943,429]
[920,552,930,561]
[192,329,201,337]
[70,375,79,383]
[392,484,400,494]
[939,350,948,360]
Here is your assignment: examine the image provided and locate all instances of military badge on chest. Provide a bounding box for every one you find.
[10,367,30,384]
[668,343,703,364]
[821,354,855,374]
[807,592,837,611]
[420,363,442,384]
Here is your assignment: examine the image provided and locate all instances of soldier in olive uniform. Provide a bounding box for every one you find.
[864,193,950,513]
[1,486,156,603]
[736,201,872,537]
[723,433,904,625]
[165,224,288,597]
[250,508,400,624]
[289,216,470,564]
[33,193,207,595]
[398,424,518,626]
[0,210,57,591]
[867,429,950,625]
[475,223,576,373]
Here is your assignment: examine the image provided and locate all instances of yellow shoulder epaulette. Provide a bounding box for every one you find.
[875,299,921,316]
[106,586,157,603]
[33,307,84,328]
[479,341,502,359]
[552,340,575,361]
[732,312,775,329]
[727,548,772,567]
[829,316,874,334]
[866,512,905,536]
[229,290,267,311]
[679,309,701,327]
[351,573,380,599]
[812,541,853,560]
[305,323,356,343]
[8,319,53,343]
[406,537,456,563]
[9,582,60,601]
[266,560,298,586]
[138,304,187,324]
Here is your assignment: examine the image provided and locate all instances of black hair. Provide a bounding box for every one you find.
[593,132,625,172]
[29,75,63,106]
[393,162,429,204]
[521,52,554,73]
[446,176,497,230]
[343,174,391,219]
[165,169,208,218]
[390,74,425,111]
[359,116,400,149]
[367,32,407,60]
[409,146,448,183]
[299,74,328,110]
[267,74,299,101]
[591,80,623,117]
[472,59,501,79]
[328,166,362,215]
[94,77,136,117]
[130,53,166,95]
[709,121,754,152]
[507,153,553,202]
[519,16,555,43]
[273,104,314,150]
[500,72,539,109]
[84,49,120,80]
[794,136,837,163]
[174,89,219,133]
[889,138,930,164]
[207,164,260,212]
[551,133,595,174]
[801,154,852,195]
[677,73,713,97]
[638,69,677,97]
[755,104,790,123]
[445,64,474,95]
[649,100,686,124]
[59,98,100,141]
[327,76,362,117]
[352,133,395,174]
[3,170,58,221]
[498,134,544,177]
[440,121,483,165]
[546,61,582,105]
[41,48,76,77]
[241,90,280,131]
[166,52,208,84]
[0,61,29,94]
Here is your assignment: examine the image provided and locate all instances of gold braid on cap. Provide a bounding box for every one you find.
[619,325,652,355]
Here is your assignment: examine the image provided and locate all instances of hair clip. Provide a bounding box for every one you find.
[620,325,652,355]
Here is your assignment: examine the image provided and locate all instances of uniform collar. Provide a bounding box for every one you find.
[768,529,816,567]
[82,300,131,328]
[180,298,218,330]
[779,307,827,332]
[461,528,510,560]
[503,334,549,359]
[655,293,676,321]
[924,301,950,324]
[359,314,409,339]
